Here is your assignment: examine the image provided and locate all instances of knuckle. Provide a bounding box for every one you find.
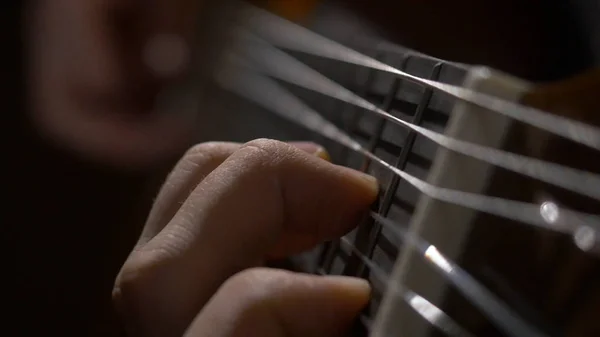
[237,138,291,167]
[226,140,290,226]
[185,141,233,157]
[227,267,269,287]
[182,141,236,162]
[242,138,284,152]
[241,138,290,158]
[175,142,239,173]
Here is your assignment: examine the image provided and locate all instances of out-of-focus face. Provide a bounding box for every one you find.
[27,0,202,169]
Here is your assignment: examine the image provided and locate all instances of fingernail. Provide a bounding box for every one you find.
[313,147,331,161]
[289,142,331,161]
[344,168,379,197]
[323,276,372,295]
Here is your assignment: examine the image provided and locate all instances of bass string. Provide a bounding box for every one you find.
[215,59,600,248]
[237,3,600,151]
[230,30,600,202]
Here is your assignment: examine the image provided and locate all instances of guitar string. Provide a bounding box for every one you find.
[216,61,548,337]
[336,236,477,337]
[236,3,600,152]
[216,57,600,242]
[228,29,600,202]
[369,213,546,337]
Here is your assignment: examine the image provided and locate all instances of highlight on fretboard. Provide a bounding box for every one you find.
[208,2,600,337]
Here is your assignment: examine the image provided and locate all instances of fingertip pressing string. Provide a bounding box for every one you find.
[214,18,600,335]
[216,60,600,244]
[231,29,600,202]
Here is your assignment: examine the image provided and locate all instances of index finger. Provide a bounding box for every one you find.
[117,139,378,336]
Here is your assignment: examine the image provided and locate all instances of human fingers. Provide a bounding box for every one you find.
[138,142,241,246]
[139,141,330,246]
[115,138,378,336]
[185,268,371,337]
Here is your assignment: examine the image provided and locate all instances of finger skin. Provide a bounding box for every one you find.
[114,139,378,337]
[139,141,329,245]
[184,268,371,337]
[139,142,241,245]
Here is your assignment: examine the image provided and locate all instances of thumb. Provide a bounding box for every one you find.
[185,268,371,337]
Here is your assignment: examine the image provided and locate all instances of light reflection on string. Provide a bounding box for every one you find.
[241,6,600,150]
[215,62,600,246]
[338,237,476,337]
[370,213,546,337]
[424,245,454,274]
[237,3,600,151]
[573,226,600,255]
[229,30,600,202]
